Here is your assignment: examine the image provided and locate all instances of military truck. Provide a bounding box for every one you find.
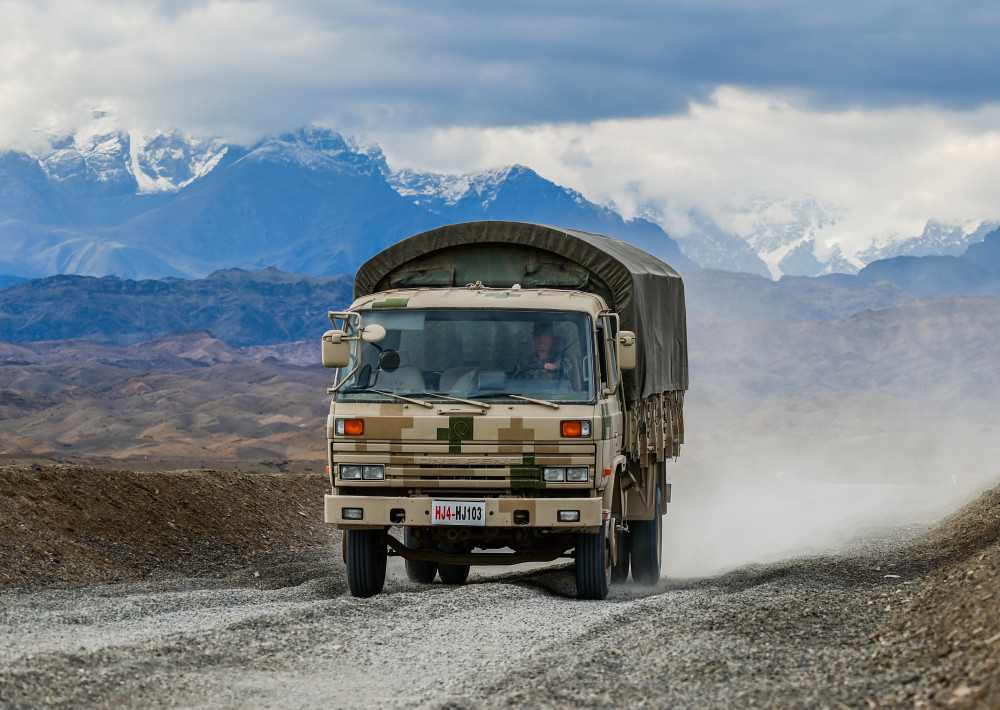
[321,221,687,599]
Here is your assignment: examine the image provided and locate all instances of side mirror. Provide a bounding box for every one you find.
[617,330,637,371]
[378,349,401,372]
[361,323,386,343]
[322,330,351,368]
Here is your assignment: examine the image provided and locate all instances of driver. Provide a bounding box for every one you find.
[513,322,578,385]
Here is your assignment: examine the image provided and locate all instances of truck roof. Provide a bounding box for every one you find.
[354,221,687,399]
[354,286,609,315]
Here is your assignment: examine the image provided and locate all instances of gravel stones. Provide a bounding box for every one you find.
[2,467,998,709]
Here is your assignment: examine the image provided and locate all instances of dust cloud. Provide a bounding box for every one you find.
[662,378,1000,579]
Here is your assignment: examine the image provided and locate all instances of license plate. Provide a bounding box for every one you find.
[431,500,486,526]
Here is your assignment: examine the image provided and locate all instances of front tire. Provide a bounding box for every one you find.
[345,529,387,598]
[403,527,438,583]
[576,521,611,600]
[630,486,663,586]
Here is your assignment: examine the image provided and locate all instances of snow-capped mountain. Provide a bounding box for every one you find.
[131,130,231,194]
[637,206,771,277]
[0,116,691,279]
[660,195,997,279]
[388,164,696,270]
[722,196,853,279]
[241,127,389,176]
[391,164,563,211]
[858,220,999,263]
[40,111,138,198]
[389,167,480,207]
[645,197,856,279]
[38,112,234,197]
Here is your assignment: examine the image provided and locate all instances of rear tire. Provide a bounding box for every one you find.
[403,527,438,583]
[345,529,387,598]
[438,543,471,585]
[576,521,611,599]
[630,487,663,586]
[438,563,470,585]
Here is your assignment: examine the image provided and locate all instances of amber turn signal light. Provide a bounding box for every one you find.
[335,418,364,436]
[560,420,592,437]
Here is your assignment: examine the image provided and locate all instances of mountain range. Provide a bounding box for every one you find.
[0,113,692,281]
[1,233,999,347]
[640,196,999,279]
[0,268,352,346]
[4,111,999,283]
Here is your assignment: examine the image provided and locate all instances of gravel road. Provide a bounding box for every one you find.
[0,539,919,710]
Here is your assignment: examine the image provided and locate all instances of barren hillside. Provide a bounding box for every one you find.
[0,331,331,467]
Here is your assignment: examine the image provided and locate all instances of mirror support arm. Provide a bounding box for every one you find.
[327,310,365,392]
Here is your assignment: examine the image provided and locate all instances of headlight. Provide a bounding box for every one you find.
[543,467,565,482]
[340,464,362,480]
[362,465,385,481]
[342,507,364,520]
[566,467,589,482]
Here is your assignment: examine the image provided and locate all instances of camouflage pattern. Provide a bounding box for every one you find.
[328,402,612,497]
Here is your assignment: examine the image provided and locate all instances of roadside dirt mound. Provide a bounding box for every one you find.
[0,464,335,592]
[878,482,1000,709]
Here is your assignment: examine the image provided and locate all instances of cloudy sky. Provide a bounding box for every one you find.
[3,0,1000,258]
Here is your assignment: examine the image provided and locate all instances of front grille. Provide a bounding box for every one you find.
[417,463,509,470]
[413,474,509,481]
[388,465,545,490]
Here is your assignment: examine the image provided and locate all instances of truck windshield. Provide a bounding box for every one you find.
[335,309,596,403]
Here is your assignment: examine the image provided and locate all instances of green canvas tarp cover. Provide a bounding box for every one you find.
[354,221,688,401]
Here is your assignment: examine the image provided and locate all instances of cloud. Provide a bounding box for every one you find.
[3,1,999,254]
[373,87,1000,257]
[2,0,1000,148]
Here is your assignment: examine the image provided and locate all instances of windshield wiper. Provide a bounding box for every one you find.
[471,392,560,409]
[421,392,491,409]
[365,389,434,408]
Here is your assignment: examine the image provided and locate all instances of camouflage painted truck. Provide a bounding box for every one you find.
[321,221,687,599]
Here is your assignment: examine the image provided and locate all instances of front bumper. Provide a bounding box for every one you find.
[326,494,603,530]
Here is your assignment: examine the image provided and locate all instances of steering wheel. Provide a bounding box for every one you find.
[514,364,562,379]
